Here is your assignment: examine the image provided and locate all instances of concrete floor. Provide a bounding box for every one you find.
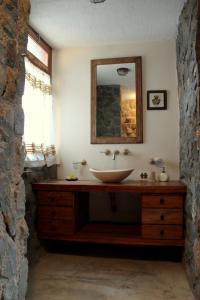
[27,247,194,300]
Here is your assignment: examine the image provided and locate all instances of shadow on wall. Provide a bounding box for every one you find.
[23,165,57,266]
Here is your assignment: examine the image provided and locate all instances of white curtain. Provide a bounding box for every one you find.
[22,58,56,167]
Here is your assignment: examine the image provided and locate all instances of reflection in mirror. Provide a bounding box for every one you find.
[91,57,143,144]
[97,63,136,138]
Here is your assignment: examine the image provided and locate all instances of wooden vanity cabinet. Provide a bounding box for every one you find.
[33,180,186,247]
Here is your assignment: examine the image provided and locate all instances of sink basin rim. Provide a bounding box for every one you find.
[89,168,134,173]
[89,168,134,183]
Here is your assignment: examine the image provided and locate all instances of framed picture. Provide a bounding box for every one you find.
[147,90,167,110]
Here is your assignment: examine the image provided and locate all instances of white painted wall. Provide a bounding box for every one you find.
[53,39,179,181]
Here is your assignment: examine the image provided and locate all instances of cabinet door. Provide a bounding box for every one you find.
[38,206,74,220]
[38,218,75,238]
[142,209,183,225]
[142,195,183,208]
[142,225,183,239]
[37,191,74,206]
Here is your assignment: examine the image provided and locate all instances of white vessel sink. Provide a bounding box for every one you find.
[89,168,134,183]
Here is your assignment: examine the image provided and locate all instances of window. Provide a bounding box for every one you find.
[23,58,53,146]
[27,27,52,74]
[22,27,57,167]
[28,36,48,67]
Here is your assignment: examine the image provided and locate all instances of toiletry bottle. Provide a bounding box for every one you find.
[149,171,156,182]
[159,167,169,182]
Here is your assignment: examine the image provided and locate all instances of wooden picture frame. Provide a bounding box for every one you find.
[147,90,167,110]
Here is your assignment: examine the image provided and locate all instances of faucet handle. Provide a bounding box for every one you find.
[114,150,120,155]
[81,160,87,165]
[73,160,87,166]
[100,149,111,155]
[123,149,130,155]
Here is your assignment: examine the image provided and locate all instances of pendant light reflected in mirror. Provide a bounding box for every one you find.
[117,67,130,76]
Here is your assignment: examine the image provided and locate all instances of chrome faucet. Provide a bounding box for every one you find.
[112,150,119,160]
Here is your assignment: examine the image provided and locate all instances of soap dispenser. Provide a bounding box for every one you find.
[158,167,169,182]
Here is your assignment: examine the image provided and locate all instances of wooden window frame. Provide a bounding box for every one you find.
[27,26,52,75]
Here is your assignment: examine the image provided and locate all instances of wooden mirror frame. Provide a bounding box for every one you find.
[91,56,143,144]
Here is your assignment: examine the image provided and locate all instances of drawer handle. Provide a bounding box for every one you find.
[49,197,55,202]
[51,225,56,231]
[160,215,165,221]
[160,198,165,204]
[51,211,56,217]
[160,230,164,237]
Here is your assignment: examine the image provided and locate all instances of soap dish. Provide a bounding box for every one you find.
[65,176,78,181]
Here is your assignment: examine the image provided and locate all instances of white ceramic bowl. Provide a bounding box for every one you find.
[89,168,134,183]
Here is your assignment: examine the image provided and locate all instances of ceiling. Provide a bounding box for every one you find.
[30,0,186,49]
[97,63,135,89]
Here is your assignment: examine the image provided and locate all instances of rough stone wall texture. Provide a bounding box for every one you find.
[23,165,57,266]
[0,1,30,299]
[97,85,121,137]
[176,0,200,299]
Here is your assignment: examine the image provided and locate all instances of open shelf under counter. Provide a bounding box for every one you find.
[71,223,184,246]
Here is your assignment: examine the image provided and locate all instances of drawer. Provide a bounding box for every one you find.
[142,209,183,225]
[142,225,183,239]
[38,206,74,220]
[37,191,74,206]
[38,218,74,235]
[142,195,183,209]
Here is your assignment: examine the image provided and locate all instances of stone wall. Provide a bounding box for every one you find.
[0,1,30,299]
[97,85,121,136]
[176,0,200,298]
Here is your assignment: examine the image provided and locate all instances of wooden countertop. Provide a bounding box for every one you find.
[32,180,187,193]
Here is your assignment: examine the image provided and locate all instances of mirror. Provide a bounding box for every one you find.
[91,57,143,144]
